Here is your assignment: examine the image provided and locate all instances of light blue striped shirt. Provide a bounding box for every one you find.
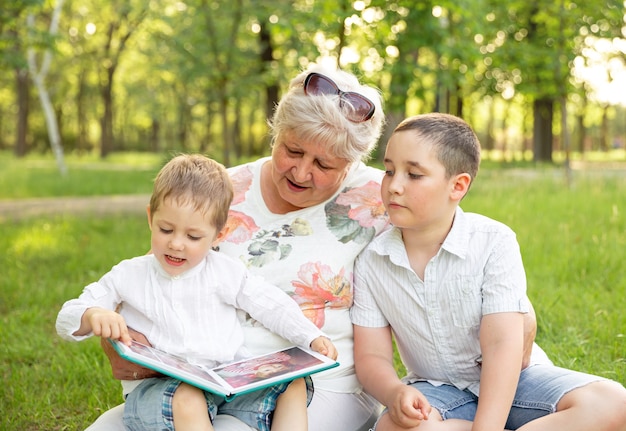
[351,207,529,395]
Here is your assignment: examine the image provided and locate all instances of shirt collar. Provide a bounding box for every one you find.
[150,253,207,280]
[441,206,469,259]
[370,206,470,263]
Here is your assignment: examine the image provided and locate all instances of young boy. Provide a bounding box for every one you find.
[351,114,626,431]
[56,154,337,431]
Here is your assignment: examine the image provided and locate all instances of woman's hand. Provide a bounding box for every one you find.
[100,328,161,380]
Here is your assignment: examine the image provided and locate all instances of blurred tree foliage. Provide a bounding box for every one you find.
[0,0,624,165]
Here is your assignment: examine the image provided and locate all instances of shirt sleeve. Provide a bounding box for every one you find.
[55,266,124,341]
[235,273,326,349]
[481,230,529,315]
[350,251,390,328]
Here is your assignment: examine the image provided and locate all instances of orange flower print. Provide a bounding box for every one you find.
[335,180,387,230]
[230,166,253,205]
[221,210,259,244]
[326,181,389,244]
[292,262,352,328]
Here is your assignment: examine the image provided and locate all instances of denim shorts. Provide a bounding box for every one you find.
[123,376,313,431]
[373,364,606,430]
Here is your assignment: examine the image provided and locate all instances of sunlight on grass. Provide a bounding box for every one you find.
[11,222,62,255]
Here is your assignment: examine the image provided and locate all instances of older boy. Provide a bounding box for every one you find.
[57,154,337,431]
[351,114,626,431]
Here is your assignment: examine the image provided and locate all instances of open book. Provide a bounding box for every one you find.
[109,340,339,401]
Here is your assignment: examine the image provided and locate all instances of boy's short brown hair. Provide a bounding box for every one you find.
[149,154,233,232]
[394,113,481,182]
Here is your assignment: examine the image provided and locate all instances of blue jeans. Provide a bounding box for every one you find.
[374,364,606,429]
[123,376,311,431]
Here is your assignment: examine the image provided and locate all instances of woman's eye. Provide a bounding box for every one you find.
[384,170,394,176]
[409,173,423,179]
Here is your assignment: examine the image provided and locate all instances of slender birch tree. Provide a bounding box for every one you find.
[27,0,67,175]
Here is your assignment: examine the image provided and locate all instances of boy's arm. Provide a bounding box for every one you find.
[472,312,524,431]
[354,324,430,428]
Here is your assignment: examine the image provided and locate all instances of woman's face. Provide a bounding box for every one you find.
[268,131,351,211]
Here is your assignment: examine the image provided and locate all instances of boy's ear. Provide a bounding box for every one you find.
[451,173,472,201]
[212,228,227,248]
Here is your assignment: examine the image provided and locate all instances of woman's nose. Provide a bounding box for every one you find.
[291,159,313,183]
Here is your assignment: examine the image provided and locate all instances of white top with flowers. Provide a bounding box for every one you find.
[219,157,388,393]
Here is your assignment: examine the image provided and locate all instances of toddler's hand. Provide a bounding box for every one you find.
[310,336,338,360]
[84,307,132,345]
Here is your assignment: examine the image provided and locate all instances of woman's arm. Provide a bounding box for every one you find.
[100,328,161,380]
[522,301,537,369]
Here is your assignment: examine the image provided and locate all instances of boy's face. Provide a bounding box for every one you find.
[382,131,457,230]
[148,199,219,277]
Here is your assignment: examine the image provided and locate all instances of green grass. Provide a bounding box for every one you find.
[0,151,163,199]
[0,153,624,430]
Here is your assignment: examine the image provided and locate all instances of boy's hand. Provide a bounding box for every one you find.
[386,384,431,428]
[310,336,338,360]
[84,307,132,345]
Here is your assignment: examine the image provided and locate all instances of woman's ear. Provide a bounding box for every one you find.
[450,173,472,201]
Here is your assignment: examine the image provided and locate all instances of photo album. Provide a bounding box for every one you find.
[109,339,339,401]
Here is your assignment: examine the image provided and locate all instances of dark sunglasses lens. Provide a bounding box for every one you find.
[304,73,375,122]
[343,93,375,122]
[306,74,339,96]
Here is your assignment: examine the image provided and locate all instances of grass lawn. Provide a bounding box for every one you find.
[0,152,624,430]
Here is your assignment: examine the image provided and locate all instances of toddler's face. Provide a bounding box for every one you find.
[148,199,218,276]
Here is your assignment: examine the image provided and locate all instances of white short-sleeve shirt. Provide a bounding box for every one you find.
[351,207,528,395]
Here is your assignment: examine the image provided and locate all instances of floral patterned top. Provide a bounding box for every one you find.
[218,157,389,392]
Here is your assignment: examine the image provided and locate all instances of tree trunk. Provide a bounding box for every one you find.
[259,21,278,124]
[26,1,67,175]
[600,106,609,151]
[100,66,115,158]
[77,69,88,153]
[14,67,29,157]
[533,98,553,162]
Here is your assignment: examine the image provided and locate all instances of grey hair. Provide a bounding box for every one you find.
[268,63,385,163]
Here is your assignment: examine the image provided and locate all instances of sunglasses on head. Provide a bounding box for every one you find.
[303,72,375,123]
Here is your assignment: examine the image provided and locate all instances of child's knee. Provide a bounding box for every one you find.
[281,378,307,401]
[172,383,207,416]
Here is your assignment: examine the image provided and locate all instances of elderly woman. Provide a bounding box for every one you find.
[88,64,541,430]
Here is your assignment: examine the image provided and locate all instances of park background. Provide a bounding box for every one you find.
[1,0,625,429]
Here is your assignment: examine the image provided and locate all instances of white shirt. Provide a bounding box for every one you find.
[56,251,325,395]
[218,157,389,392]
[351,207,528,395]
